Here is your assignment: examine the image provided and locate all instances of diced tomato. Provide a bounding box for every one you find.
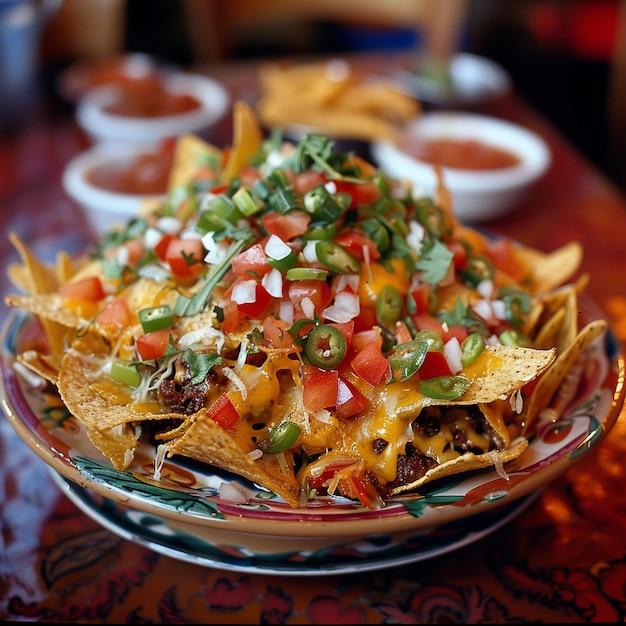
[336,377,369,418]
[485,237,529,281]
[165,237,204,277]
[288,280,332,317]
[96,297,134,328]
[236,282,273,319]
[394,320,413,345]
[448,240,468,271]
[293,170,327,195]
[262,210,311,241]
[419,350,453,380]
[409,283,431,315]
[263,316,295,349]
[351,328,383,353]
[443,324,468,344]
[348,473,383,509]
[333,230,381,261]
[412,313,444,335]
[329,320,354,349]
[154,233,174,261]
[136,328,173,360]
[207,393,240,428]
[220,300,239,333]
[239,165,262,188]
[231,241,272,278]
[59,276,105,302]
[122,238,145,268]
[333,180,382,208]
[302,365,339,411]
[353,305,378,332]
[350,342,390,387]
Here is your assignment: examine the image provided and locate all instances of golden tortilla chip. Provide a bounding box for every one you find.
[167,133,223,191]
[518,241,584,294]
[521,319,608,432]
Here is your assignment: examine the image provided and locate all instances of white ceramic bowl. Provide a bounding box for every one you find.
[76,71,229,146]
[63,143,167,235]
[394,53,512,107]
[371,112,551,222]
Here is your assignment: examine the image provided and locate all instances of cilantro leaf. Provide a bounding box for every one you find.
[416,239,453,285]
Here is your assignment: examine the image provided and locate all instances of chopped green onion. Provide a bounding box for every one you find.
[110,361,141,388]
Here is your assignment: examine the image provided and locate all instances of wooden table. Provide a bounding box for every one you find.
[2,52,626,623]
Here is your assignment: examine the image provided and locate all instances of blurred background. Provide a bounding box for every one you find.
[2,0,626,190]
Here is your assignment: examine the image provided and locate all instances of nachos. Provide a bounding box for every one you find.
[5,102,603,508]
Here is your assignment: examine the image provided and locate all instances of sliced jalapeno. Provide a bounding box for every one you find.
[420,375,470,400]
[414,199,452,238]
[499,329,532,347]
[138,305,174,333]
[461,254,495,288]
[305,324,347,369]
[285,267,328,281]
[388,338,428,382]
[315,240,361,275]
[376,284,403,328]
[264,421,301,453]
[460,332,485,368]
[500,289,531,326]
[415,329,445,352]
[268,251,298,273]
[110,361,141,388]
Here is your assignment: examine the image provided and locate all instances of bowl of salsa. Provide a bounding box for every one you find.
[62,139,175,235]
[370,112,551,222]
[76,71,229,146]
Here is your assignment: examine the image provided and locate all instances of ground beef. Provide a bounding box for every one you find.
[157,357,211,415]
[386,445,438,492]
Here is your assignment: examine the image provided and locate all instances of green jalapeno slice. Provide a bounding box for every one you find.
[420,375,470,400]
[376,284,403,328]
[138,305,174,333]
[460,333,485,368]
[461,254,496,288]
[305,324,347,369]
[264,421,301,453]
[315,240,361,274]
[499,329,532,347]
[388,338,428,382]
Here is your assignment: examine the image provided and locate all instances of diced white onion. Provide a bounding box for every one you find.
[202,232,230,265]
[261,267,283,298]
[444,337,463,374]
[180,228,202,240]
[302,240,320,263]
[138,263,171,282]
[232,279,257,304]
[280,301,294,324]
[406,220,425,253]
[143,226,163,250]
[264,234,291,260]
[472,299,496,325]
[322,291,360,323]
[324,181,337,194]
[477,279,494,298]
[301,297,316,319]
[116,246,129,267]
[219,482,249,503]
[492,299,507,320]
[157,216,182,234]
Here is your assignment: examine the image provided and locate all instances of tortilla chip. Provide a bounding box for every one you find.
[220,100,263,184]
[161,410,301,507]
[521,319,608,432]
[518,241,584,294]
[57,333,183,469]
[391,438,528,496]
[167,133,223,191]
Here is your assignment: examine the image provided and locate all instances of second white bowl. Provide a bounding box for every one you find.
[371,112,551,222]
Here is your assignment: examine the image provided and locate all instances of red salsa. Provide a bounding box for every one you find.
[103,76,201,118]
[86,139,175,195]
[403,138,521,170]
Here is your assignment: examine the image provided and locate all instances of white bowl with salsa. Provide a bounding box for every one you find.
[63,140,174,235]
[76,71,229,146]
[371,112,551,221]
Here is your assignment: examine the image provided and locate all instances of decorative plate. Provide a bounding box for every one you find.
[1,295,624,572]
